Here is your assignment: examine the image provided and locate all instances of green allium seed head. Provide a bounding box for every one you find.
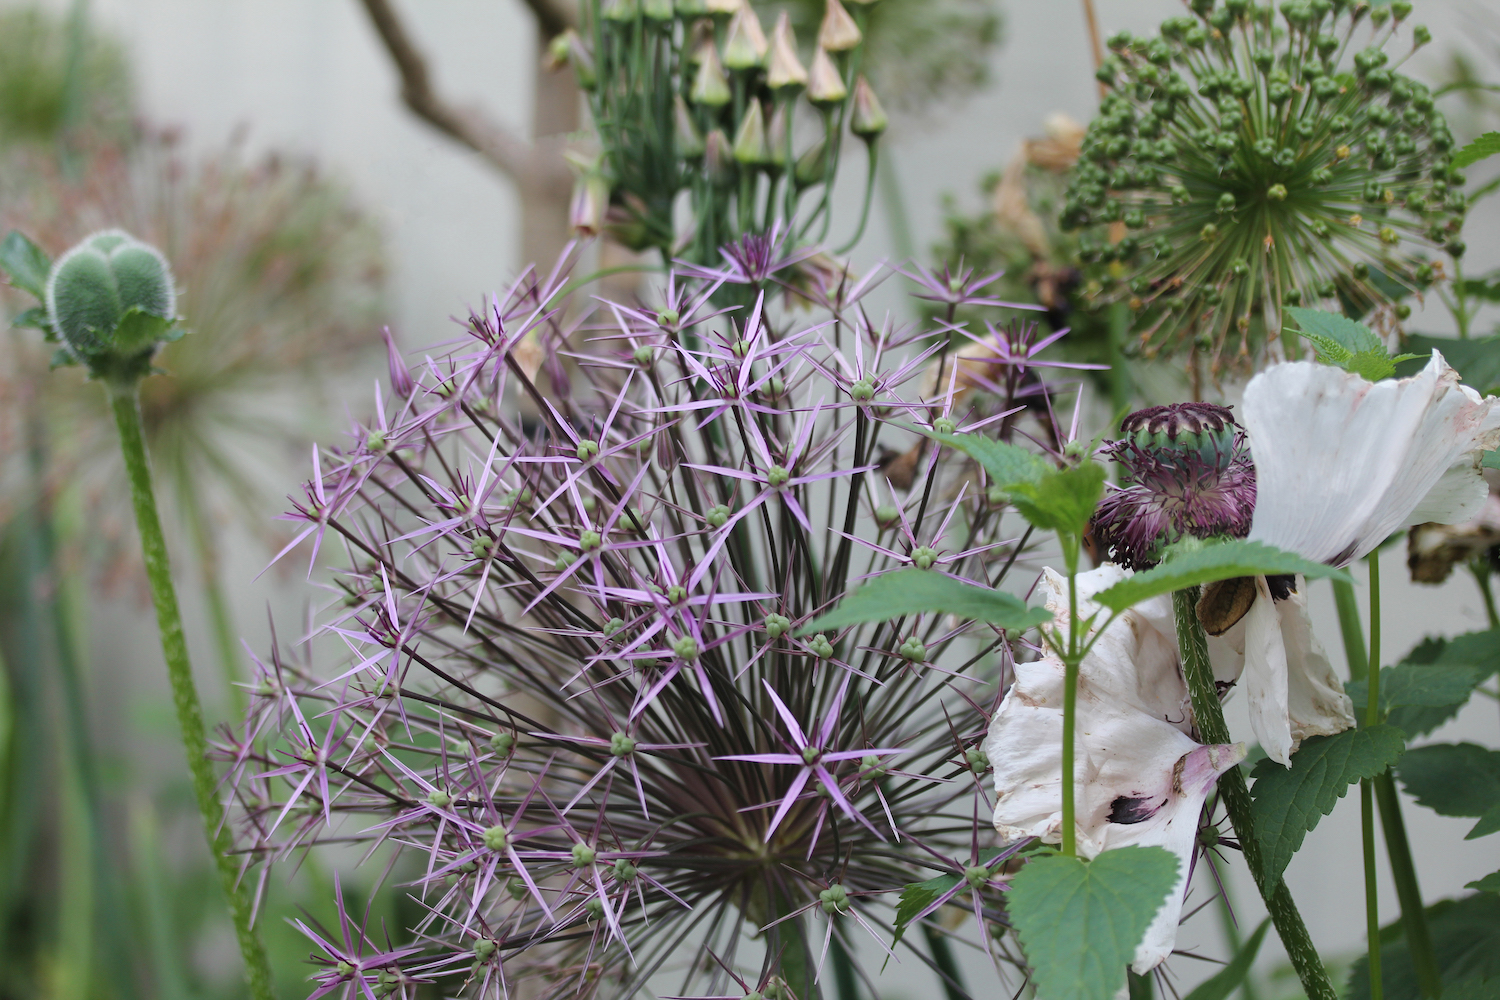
[490,731,516,755]
[706,503,731,528]
[764,613,791,639]
[610,731,638,756]
[46,229,179,379]
[483,825,510,851]
[807,633,834,659]
[571,842,597,867]
[473,938,498,961]
[1064,2,1459,368]
[427,788,451,808]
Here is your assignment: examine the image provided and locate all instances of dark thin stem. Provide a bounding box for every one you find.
[1172,588,1336,1000]
[106,380,274,1000]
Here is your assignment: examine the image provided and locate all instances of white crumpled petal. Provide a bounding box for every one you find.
[1206,576,1355,766]
[1244,351,1500,567]
[987,566,1244,972]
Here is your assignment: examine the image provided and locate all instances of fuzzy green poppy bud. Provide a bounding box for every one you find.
[817,0,862,51]
[723,5,768,69]
[733,100,770,165]
[766,12,807,90]
[691,43,732,106]
[806,48,847,105]
[849,76,887,138]
[46,229,179,379]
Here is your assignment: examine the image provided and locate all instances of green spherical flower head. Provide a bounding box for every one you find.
[1064,4,1458,369]
[45,229,178,379]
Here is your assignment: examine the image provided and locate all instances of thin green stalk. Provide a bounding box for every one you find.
[833,141,878,255]
[1332,578,1443,998]
[1470,559,1499,629]
[1171,589,1336,1000]
[106,380,274,1000]
[1061,535,1082,857]
[1363,554,1383,1000]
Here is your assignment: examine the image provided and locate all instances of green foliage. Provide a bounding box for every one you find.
[1007,847,1180,1000]
[1398,334,1500,395]
[1183,919,1271,1000]
[0,229,50,300]
[922,427,1050,488]
[1348,629,1499,738]
[1007,462,1107,538]
[1285,308,1421,381]
[1470,872,1500,894]
[891,872,962,948]
[1453,131,1500,168]
[1397,743,1500,839]
[1092,540,1353,613]
[1349,893,1500,1000]
[1248,726,1407,885]
[798,567,1049,635]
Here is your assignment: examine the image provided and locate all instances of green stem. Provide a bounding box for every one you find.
[1171,589,1337,1000]
[1470,559,1499,629]
[1061,535,1082,857]
[833,140,878,255]
[1332,579,1443,998]
[106,381,274,1000]
[1363,555,1383,1000]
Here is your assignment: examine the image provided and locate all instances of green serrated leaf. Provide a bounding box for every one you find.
[1346,350,1399,382]
[1349,894,1500,1000]
[1458,276,1500,303]
[1287,307,1385,354]
[1347,661,1488,738]
[890,873,961,948]
[0,230,51,301]
[1007,462,1107,537]
[798,567,1050,635]
[1470,871,1500,894]
[1008,847,1180,1000]
[922,427,1050,488]
[1396,743,1500,839]
[1248,725,1406,885]
[1092,540,1353,613]
[1454,130,1500,168]
[113,306,176,354]
[11,306,53,333]
[1183,919,1270,1000]
[48,349,78,370]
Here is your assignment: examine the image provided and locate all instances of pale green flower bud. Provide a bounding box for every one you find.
[46,229,179,379]
[766,12,807,90]
[571,842,597,867]
[849,76,887,138]
[691,44,732,106]
[705,128,735,183]
[674,95,705,158]
[817,0,862,51]
[806,48,847,105]
[722,5,767,69]
[794,137,828,188]
[641,0,674,20]
[732,100,770,165]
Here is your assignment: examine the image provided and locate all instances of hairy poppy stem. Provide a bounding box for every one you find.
[1171,588,1336,1000]
[107,379,275,1000]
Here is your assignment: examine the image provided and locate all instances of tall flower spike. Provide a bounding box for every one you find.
[817,0,862,52]
[806,48,847,106]
[766,12,807,91]
[722,4,767,70]
[986,565,1244,973]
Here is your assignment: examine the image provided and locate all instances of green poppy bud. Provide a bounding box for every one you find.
[46,229,179,380]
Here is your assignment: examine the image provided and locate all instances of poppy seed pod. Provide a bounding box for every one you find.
[806,48,847,105]
[722,5,767,70]
[849,75,887,138]
[45,229,179,378]
[766,12,807,90]
[817,0,862,52]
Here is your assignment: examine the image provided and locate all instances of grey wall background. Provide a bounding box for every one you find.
[14,0,1500,995]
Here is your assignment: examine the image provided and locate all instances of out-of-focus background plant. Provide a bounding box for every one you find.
[0,5,386,997]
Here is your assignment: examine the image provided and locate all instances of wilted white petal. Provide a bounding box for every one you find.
[1244,352,1500,566]
[1206,576,1355,766]
[988,573,1244,970]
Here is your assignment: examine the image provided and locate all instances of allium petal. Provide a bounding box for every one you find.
[1244,352,1500,566]
[1206,576,1355,766]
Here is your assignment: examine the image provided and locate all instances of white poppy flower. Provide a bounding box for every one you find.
[987,566,1244,972]
[1218,352,1500,764]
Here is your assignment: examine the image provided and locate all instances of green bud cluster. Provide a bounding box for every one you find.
[806,633,834,659]
[764,613,792,638]
[1065,1,1457,367]
[819,882,851,914]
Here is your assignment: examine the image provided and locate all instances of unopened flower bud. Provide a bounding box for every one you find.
[576,439,601,461]
[381,326,414,398]
[806,48,847,105]
[964,864,991,888]
[691,44,732,106]
[965,747,989,772]
[490,731,516,755]
[612,858,638,881]
[911,546,938,569]
[733,100,770,165]
[46,229,178,378]
[874,504,899,527]
[706,503,731,527]
[569,172,610,237]
[674,95,706,158]
[766,12,807,90]
[849,76,887,138]
[473,938,498,960]
[723,5,767,69]
[794,137,829,189]
[548,29,596,90]
[427,788,452,807]
[818,882,850,914]
[766,464,790,488]
[898,637,926,662]
[817,0,862,51]
[642,0,674,19]
[704,128,734,182]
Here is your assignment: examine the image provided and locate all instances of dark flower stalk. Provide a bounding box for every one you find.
[221,241,1082,999]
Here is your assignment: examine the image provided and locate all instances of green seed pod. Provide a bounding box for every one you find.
[46,229,179,379]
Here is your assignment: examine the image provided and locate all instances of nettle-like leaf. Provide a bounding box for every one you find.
[1007,462,1107,537]
[1454,130,1500,169]
[1285,307,1421,381]
[1349,893,1500,1000]
[1397,742,1500,839]
[922,427,1050,489]
[1183,919,1271,1000]
[890,872,962,948]
[1470,871,1500,894]
[799,567,1049,635]
[1092,540,1352,613]
[1007,847,1179,1000]
[1348,630,1499,737]
[0,229,51,301]
[1248,725,1406,885]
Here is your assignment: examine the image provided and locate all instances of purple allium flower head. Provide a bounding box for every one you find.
[223,239,1089,999]
[1091,402,1258,570]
